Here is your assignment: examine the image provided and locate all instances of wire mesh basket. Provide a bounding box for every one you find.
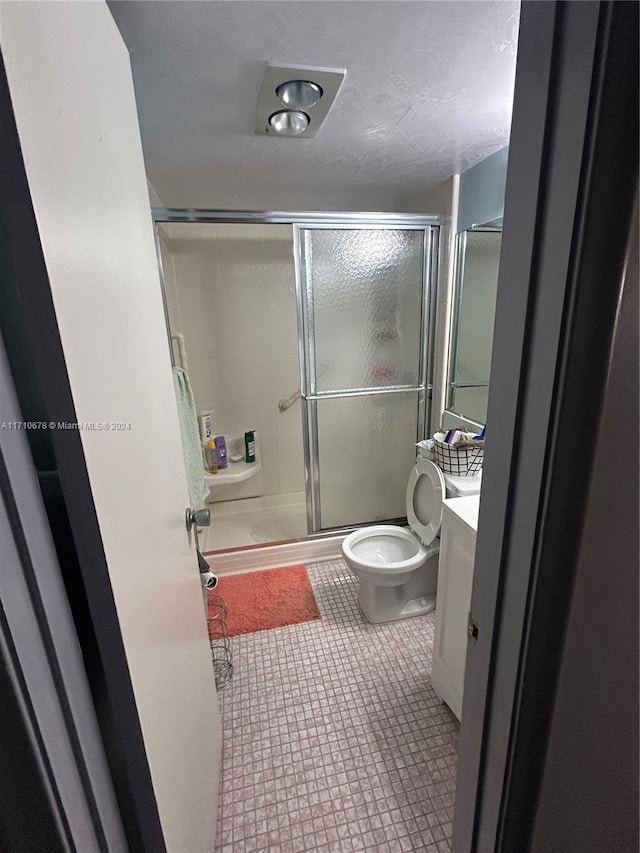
[211,648,233,689]
[432,437,484,476]
[208,594,227,621]
[207,593,233,689]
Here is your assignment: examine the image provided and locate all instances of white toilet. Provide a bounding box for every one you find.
[342,458,482,623]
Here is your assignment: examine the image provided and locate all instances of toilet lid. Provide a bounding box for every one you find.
[406,458,445,546]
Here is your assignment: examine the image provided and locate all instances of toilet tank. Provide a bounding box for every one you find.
[443,470,482,498]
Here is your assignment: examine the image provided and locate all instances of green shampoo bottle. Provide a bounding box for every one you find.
[244,430,256,463]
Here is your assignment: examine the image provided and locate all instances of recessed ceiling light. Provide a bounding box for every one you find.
[276,79,323,110]
[268,110,310,136]
[255,66,345,138]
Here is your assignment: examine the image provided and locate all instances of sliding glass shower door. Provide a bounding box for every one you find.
[295,225,436,532]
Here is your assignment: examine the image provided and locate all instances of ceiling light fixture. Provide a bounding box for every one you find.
[268,109,310,136]
[256,66,346,138]
[276,79,323,110]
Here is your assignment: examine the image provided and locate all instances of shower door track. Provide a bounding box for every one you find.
[151,208,441,540]
[152,208,440,227]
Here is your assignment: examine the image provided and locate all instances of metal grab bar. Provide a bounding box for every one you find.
[171,333,190,375]
[278,390,301,412]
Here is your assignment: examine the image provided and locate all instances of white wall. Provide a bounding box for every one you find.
[0,4,222,849]
[161,223,305,500]
[147,178,163,207]
[456,145,508,233]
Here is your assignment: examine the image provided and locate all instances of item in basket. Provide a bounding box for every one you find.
[455,435,485,448]
[416,439,434,458]
[440,428,480,447]
[431,430,485,476]
[455,425,486,448]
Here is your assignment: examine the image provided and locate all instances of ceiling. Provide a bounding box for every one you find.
[110,1,520,211]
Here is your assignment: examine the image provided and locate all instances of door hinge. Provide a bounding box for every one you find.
[467,612,479,643]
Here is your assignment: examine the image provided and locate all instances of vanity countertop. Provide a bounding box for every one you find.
[443,494,481,534]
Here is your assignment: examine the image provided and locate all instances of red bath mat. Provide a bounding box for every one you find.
[209,564,321,637]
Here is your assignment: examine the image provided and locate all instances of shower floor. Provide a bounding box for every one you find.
[200,491,307,551]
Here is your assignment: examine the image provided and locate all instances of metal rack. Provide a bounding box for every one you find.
[207,594,233,689]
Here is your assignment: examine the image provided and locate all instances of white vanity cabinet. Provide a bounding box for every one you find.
[432,495,480,721]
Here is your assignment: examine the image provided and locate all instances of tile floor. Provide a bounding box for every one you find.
[214,559,459,853]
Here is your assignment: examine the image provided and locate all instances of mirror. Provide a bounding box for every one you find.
[447,220,502,424]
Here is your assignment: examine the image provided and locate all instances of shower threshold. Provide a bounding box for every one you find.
[199,491,307,552]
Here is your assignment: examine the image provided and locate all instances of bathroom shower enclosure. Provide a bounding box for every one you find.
[154,210,439,541]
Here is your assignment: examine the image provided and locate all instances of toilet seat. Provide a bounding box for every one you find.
[342,525,427,578]
[406,458,446,546]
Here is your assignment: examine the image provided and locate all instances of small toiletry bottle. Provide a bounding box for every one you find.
[214,435,227,470]
[205,439,218,473]
[244,430,256,463]
[199,411,214,443]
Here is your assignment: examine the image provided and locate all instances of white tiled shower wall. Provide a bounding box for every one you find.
[160,223,304,499]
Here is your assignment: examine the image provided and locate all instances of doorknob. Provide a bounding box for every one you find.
[186,506,211,531]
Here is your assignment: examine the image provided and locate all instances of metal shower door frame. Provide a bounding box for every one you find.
[151,208,440,539]
[293,220,439,535]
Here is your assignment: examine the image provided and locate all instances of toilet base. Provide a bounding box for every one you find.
[358,585,436,624]
[356,549,439,624]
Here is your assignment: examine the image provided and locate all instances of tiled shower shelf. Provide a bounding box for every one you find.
[204,457,261,487]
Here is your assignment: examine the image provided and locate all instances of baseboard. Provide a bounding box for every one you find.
[203,535,346,575]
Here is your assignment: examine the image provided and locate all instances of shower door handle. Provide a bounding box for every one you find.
[185,506,211,531]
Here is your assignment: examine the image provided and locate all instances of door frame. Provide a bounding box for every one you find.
[454,1,638,848]
[0,0,635,848]
[0,332,128,852]
[152,209,441,537]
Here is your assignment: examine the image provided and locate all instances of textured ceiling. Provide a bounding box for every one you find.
[109,1,520,211]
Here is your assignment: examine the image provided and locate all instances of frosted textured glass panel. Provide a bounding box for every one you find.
[304,230,424,392]
[316,392,419,529]
[453,231,501,384]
